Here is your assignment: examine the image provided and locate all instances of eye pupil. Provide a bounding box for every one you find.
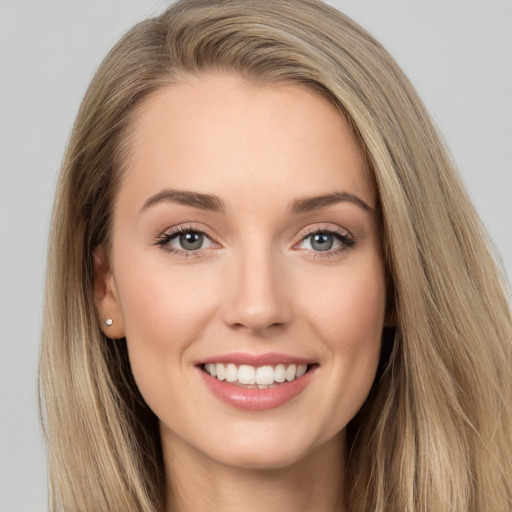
[311,233,333,251]
[179,232,203,250]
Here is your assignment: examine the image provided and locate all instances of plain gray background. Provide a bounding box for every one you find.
[1,1,510,510]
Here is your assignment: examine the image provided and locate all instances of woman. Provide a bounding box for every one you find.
[39,0,512,511]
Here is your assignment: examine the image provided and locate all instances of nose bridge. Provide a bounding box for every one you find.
[224,235,290,333]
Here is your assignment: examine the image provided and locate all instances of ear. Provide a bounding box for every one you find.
[93,245,125,339]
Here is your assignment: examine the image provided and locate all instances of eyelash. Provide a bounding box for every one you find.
[155,224,213,258]
[155,224,357,259]
[296,226,356,260]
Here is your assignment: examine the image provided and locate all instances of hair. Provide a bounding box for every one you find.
[39,0,512,511]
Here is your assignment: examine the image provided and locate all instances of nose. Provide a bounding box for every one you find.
[222,244,292,335]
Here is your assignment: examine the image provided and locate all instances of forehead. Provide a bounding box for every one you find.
[119,74,375,214]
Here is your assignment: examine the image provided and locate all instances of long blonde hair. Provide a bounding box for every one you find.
[40,1,512,510]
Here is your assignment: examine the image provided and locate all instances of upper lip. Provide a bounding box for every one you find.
[197,352,316,367]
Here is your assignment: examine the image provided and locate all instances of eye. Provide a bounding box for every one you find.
[156,226,215,254]
[305,232,337,251]
[173,231,207,251]
[296,227,356,255]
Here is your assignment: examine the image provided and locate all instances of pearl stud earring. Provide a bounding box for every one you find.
[104,318,113,326]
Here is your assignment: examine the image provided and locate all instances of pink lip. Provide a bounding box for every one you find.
[197,351,314,367]
[197,362,317,412]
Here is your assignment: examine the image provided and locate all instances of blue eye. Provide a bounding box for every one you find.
[310,233,334,251]
[176,231,204,250]
[298,228,355,254]
[157,227,214,253]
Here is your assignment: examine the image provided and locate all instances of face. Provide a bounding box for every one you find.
[95,74,386,470]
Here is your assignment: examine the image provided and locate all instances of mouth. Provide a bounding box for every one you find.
[201,362,311,389]
[197,355,318,411]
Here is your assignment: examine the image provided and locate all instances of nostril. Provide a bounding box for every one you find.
[229,320,287,335]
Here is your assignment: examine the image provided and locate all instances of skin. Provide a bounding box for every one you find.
[94,74,387,512]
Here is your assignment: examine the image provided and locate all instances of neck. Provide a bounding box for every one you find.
[161,428,346,512]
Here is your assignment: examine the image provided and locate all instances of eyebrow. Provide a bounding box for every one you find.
[139,188,373,215]
[289,191,374,213]
[140,189,226,214]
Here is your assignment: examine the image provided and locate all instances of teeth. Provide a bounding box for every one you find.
[205,363,217,377]
[225,363,238,382]
[285,364,297,381]
[256,365,274,385]
[216,363,226,381]
[274,364,286,382]
[296,364,307,378]
[238,365,256,385]
[204,362,308,385]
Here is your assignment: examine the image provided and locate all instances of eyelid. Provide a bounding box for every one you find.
[292,224,357,257]
[155,223,221,256]
[298,224,353,239]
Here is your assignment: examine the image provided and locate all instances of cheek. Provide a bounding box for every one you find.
[300,258,386,425]
[117,252,220,338]
[305,259,386,346]
[113,254,220,406]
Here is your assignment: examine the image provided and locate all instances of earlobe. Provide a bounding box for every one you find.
[93,246,125,339]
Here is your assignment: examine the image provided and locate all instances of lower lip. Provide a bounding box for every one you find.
[198,366,316,411]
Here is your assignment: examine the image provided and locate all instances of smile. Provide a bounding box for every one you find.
[197,354,317,411]
[203,363,308,389]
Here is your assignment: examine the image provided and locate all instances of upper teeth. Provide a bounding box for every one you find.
[204,363,308,386]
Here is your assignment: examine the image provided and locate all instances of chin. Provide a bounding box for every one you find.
[221,445,306,470]
[198,425,341,471]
